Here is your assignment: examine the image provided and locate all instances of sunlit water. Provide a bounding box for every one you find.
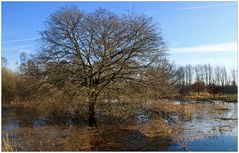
[2,101,237,151]
[170,101,237,151]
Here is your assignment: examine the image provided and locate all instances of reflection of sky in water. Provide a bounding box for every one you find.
[172,101,237,151]
[32,119,48,127]
[168,135,237,151]
[186,135,237,151]
[137,111,150,124]
[3,120,20,131]
[2,101,237,151]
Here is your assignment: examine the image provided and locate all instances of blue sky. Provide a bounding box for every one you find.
[2,1,238,71]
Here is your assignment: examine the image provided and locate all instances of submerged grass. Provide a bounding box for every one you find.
[5,98,232,151]
[3,126,94,151]
[213,104,229,111]
[138,119,176,137]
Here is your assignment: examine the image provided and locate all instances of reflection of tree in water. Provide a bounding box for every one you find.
[98,126,173,151]
[2,104,175,150]
[3,101,236,151]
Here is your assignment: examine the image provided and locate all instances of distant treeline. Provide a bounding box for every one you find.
[176,64,237,95]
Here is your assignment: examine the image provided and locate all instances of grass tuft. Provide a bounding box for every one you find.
[2,133,16,152]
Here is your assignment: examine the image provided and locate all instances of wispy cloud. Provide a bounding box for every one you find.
[170,42,237,53]
[2,44,36,52]
[179,3,237,10]
[2,37,38,44]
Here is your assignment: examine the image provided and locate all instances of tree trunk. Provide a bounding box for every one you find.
[88,92,98,127]
[198,91,199,95]
[88,110,96,127]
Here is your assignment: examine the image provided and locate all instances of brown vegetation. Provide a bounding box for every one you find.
[192,81,205,95]
[138,119,175,137]
[2,133,16,151]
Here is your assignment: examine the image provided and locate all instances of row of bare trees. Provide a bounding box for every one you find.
[177,64,237,94]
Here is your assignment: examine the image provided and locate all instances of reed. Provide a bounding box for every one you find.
[2,133,15,152]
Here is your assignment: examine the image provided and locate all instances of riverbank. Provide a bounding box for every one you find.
[180,92,237,103]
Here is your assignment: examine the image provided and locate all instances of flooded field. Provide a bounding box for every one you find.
[2,101,237,151]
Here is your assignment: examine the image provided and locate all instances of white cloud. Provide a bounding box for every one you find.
[179,3,237,10]
[170,42,237,53]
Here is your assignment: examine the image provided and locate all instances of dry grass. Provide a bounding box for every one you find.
[4,126,106,151]
[210,104,230,115]
[183,92,237,102]
[213,104,229,111]
[138,119,176,137]
[149,100,195,121]
[217,94,237,102]
[123,100,202,138]
[2,133,16,152]
[150,100,189,112]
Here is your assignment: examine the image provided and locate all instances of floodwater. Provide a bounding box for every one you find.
[2,101,237,151]
[170,101,237,151]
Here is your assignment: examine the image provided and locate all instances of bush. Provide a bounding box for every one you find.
[207,83,222,98]
[191,81,205,95]
[2,68,42,104]
[2,68,18,103]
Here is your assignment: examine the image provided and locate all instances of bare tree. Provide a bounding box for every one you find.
[38,6,166,125]
[213,65,228,92]
[185,64,193,86]
[203,64,212,85]
[207,82,222,99]
[194,65,204,82]
[19,53,40,77]
[2,57,8,68]
[19,52,28,74]
[231,69,237,87]
[214,66,221,86]
[143,59,179,99]
[192,81,205,95]
[177,66,186,86]
[207,64,213,84]
[220,66,227,89]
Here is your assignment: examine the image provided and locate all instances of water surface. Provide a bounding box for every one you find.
[2,101,237,151]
